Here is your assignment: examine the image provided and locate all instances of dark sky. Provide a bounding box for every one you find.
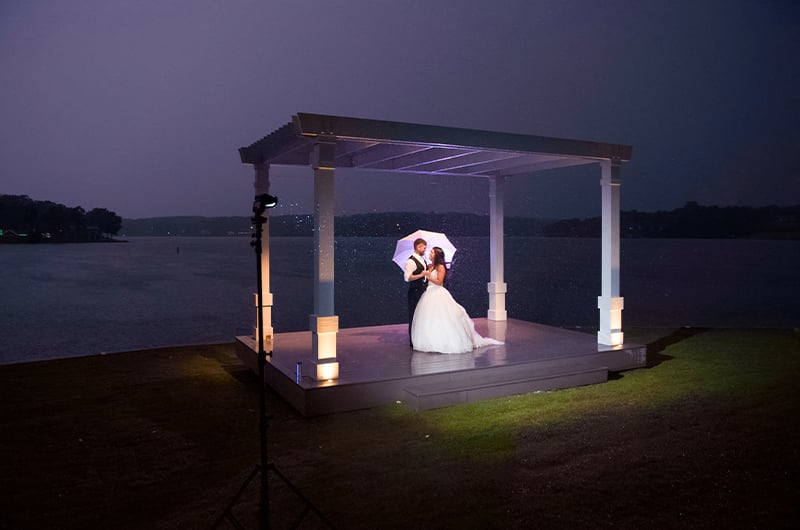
[1,0,798,219]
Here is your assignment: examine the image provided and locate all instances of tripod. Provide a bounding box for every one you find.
[213,195,335,530]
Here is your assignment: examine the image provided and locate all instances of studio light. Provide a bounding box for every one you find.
[253,193,278,214]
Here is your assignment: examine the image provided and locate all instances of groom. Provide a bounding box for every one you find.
[404,238,428,348]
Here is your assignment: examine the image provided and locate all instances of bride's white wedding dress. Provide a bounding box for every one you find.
[411,269,503,354]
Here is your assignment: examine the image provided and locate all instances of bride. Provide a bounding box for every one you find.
[411,246,503,354]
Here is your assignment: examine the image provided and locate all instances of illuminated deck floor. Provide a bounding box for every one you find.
[236,319,646,416]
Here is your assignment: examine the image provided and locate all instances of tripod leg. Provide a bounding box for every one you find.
[211,465,261,529]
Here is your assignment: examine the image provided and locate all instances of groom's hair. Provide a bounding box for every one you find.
[413,238,426,247]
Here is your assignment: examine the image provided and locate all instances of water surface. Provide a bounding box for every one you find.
[2,236,797,364]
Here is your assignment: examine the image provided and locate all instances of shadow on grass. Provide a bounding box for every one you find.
[224,363,262,390]
[222,362,308,424]
[646,327,711,368]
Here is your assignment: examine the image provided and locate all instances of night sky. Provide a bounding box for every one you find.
[1,0,798,220]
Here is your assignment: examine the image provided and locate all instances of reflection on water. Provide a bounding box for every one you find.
[2,236,798,364]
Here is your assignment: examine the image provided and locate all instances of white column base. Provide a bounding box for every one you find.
[487,282,507,321]
[597,296,624,346]
[487,319,508,342]
[310,359,340,381]
[487,309,507,321]
[309,314,339,380]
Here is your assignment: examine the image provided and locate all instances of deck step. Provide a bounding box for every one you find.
[403,366,608,411]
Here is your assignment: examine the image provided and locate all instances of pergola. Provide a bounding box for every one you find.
[239,113,632,381]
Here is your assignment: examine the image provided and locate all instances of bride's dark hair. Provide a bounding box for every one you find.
[431,246,446,269]
[431,247,448,287]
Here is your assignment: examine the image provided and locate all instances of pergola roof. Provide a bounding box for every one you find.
[239,113,632,178]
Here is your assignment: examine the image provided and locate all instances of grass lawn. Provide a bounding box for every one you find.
[1,327,798,529]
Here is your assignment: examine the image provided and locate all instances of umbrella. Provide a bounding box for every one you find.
[392,229,457,270]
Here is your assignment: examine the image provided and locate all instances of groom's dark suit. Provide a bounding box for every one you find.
[407,254,427,347]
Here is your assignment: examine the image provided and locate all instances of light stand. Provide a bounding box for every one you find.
[253,193,271,528]
[213,194,335,530]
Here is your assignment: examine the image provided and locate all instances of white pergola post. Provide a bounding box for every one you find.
[253,162,274,348]
[598,160,624,346]
[487,175,507,321]
[309,139,339,380]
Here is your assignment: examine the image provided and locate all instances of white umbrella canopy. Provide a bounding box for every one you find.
[392,229,457,270]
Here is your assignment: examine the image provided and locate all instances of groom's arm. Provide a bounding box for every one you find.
[404,259,415,282]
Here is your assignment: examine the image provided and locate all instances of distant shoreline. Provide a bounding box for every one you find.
[0,237,128,245]
[119,204,800,240]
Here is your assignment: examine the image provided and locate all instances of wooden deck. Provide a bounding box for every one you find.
[235,319,646,416]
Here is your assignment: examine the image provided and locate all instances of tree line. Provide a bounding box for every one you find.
[0,195,122,243]
[120,212,553,237]
[118,203,799,239]
[543,202,800,239]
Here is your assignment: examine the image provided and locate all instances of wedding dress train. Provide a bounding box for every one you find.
[410,269,503,354]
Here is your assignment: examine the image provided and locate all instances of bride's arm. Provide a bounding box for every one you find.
[427,264,446,286]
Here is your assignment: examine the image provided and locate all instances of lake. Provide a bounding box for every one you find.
[1,236,797,364]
